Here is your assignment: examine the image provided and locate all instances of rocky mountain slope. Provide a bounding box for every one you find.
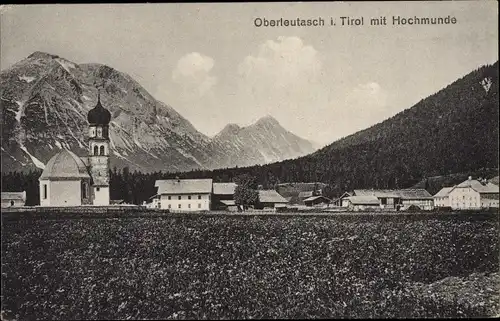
[0,52,316,173]
[206,115,316,169]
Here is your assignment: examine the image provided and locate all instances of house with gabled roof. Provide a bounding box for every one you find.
[303,195,331,207]
[1,191,26,208]
[353,188,434,210]
[212,182,238,211]
[333,191,352,207]
[433,187,454,207]
[447,176,499,209]
[395,189,434,210]
[154,178,213,211]
[256,190,289,209]
[353,189,400,209]
[344,195,380,211]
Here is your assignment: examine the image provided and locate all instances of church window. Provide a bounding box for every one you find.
[188,204,191,209]
[168,196,171,200]
[10,201,14,206]
[97,187,100,192]
[178,204,181,209]
[43,184,47,199]
[93,146,99,156]
[97,127,102,137]
[100,145,105,155]
[82,182,88,199]
[178,196,181,200]
[188,195,191,200]
[198,195,201,200]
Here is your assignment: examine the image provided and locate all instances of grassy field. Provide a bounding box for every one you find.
[1,212,499,319]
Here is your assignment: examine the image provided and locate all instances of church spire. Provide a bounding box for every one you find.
[87,86,111,125]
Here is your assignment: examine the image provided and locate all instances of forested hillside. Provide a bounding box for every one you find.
[168,62,499,197]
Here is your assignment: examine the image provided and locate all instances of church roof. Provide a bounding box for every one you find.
[87,90,111,125]
[40,149,90,180]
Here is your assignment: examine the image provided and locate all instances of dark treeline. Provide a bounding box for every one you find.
[1,169,42,206]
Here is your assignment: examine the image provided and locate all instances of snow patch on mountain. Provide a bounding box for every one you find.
[14,101,24,122]
[55,58,77,73]
[19,144,45,169]
[18,75,36,83]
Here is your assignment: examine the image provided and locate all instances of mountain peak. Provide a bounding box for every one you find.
[218,123,241,136]
[255,115,280,127]
[27,51,60,60]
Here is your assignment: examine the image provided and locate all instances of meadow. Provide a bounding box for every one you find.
[1,212,499,319]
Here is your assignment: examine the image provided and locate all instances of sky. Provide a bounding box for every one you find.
[1,2,498,146]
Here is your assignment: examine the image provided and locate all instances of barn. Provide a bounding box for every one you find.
[303,195,331,207]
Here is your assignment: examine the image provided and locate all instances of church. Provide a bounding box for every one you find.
[39,90,112,206]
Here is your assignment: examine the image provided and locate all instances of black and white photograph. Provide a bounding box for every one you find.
[1,1,499,319]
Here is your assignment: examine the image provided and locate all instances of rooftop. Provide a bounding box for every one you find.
[453,179,499,194]
[258,190,289,203]
[354,189,432,199]
[155,179,213,195]
[213,182,237,195]
[40,149,90,180]
[433,187,454,198]
[354,189,399,198]
[1,191,26,201]
[346,195,380,205]
[303,195,331,202]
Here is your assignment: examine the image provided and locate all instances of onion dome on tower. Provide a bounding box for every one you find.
[87,89,111,125]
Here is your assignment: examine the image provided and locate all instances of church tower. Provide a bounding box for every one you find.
[87,89,111,205]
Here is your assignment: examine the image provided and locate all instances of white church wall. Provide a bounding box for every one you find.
[93,186,110,205]
[39,179,50,207]
[43,180,82,206]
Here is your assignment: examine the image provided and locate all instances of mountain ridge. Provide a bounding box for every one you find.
[1,51,317,173]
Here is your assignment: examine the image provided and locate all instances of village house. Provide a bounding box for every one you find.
[153,178,213,211]
[447,177,499,209]
[303,195,332,207]
[395,189,434,210]
[433,187,454,208]
[255,190,289,209]
[353,189,400,209]
[297,191,314,203]
[275,182,326,205]
[39,90,111,206]
[212,182,238,211]
[348,188,434,211]
[1,191,26,208]
[333,192,352,207]
[344,195,380,211]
